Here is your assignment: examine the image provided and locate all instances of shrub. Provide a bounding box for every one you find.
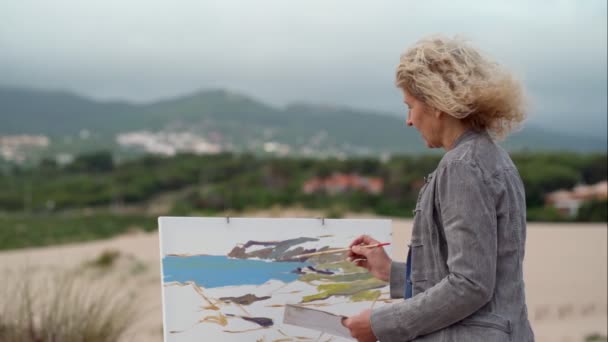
[0,268,139,342]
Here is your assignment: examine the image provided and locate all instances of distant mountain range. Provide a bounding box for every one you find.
[0,87,606,163]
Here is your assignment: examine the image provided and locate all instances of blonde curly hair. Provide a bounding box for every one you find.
[395,35,526,140]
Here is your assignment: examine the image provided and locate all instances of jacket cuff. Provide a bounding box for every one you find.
[389,261,406,299]
[370,303,404,342]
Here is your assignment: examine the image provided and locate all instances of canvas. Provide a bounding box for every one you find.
[159,217,394,341]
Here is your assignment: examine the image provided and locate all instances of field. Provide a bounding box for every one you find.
[0,210,605,341]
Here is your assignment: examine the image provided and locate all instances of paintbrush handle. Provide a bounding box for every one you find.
[294,242,390,258]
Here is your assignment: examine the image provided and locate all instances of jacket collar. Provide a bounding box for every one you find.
[451,129,483,149]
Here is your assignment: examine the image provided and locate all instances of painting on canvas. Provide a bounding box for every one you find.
[159,217,394,341]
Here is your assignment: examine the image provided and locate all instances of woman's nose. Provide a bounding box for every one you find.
[406,113,413,126]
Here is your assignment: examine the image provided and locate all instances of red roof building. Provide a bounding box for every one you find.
[303,173,384,195]
[545,181,608,217]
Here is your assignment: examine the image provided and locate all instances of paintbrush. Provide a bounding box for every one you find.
[292,242,390,259]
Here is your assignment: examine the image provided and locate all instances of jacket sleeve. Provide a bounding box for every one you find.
[389,261,407,299]
[370,161,497,341]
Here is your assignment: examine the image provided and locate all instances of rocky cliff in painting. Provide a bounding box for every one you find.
[227,237,347,263]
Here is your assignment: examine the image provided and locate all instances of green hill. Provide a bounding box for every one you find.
[0,87,605,162]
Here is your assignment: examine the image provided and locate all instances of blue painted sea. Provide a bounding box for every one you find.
[162,255,310,288]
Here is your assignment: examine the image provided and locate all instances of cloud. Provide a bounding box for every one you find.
[0,0,606,137]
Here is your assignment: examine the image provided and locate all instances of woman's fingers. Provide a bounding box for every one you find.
[351,244,373,257]
[346,235,391,282]
[350,235,379,247]
[352,258,368,269]
[353,258,367,265]
[348,236,365,259]
[348,235,381,258]
[349,236,365,248]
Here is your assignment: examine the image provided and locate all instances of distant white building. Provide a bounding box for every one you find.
[0,134,50,162]
[263,141,291,156]
[116,131,222,156]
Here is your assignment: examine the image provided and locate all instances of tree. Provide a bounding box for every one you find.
[68,151,114,173]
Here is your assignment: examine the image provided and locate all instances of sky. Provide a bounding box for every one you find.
[1,0,606,138]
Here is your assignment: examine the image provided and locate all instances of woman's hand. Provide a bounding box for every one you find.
[347,235,391,282]
[342,309,377,342]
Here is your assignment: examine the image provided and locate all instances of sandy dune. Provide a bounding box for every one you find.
[1,217,606,341]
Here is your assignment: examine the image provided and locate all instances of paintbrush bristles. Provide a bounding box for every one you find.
[292,242,390,259]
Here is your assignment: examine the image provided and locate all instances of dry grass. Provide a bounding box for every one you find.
[586,333,608,341]
[0,266,139,342]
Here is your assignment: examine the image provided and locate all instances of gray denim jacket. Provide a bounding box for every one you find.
[371,130,534,341]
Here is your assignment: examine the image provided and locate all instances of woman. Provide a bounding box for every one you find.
[342,36,535,341]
